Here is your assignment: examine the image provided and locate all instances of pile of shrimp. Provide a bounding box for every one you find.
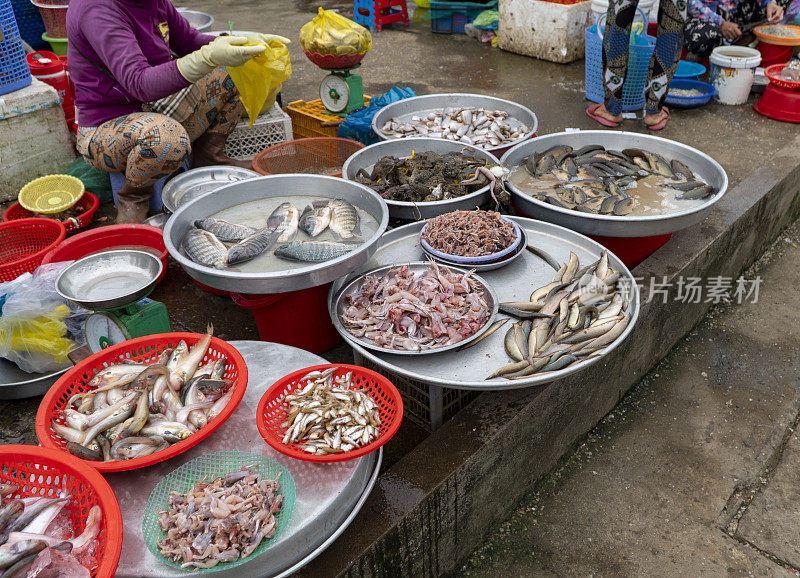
[422,210,517,257]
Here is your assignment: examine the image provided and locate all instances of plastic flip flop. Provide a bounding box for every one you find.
[586,104,621,127]
[645,107,670,130]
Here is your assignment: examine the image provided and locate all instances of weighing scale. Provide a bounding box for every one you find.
[319,64,365,116]
[55,250,172,353]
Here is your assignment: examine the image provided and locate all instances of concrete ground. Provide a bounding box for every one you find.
[455,218,800,576]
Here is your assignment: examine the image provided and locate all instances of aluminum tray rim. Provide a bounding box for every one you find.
[371,93,539,152]
[500,130,729,228]
[330,217,640,390]
[331,262,499,356]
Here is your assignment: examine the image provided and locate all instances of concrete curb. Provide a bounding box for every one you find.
[296,161,800,578]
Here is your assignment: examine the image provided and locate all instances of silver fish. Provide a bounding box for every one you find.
[274,241,355,262]
[182,229,227,269]
[327,198,362,241]
[0,539,47,570]
[267,202,299,243]
[194,218,256,242]
[139,421,194,443]
[226,227,281,265]
[298,202,332,237]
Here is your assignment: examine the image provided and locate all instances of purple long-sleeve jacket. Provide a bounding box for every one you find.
[67,0,215,127]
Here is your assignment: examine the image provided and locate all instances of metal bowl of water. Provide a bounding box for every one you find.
[501,131,729,237]
[372,94,538,157]
[161,166,260,214]
[163,175,390,294]
[341,138,500,220]
[55,250,163,311]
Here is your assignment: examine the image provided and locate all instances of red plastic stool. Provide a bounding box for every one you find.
[354,0,409,32]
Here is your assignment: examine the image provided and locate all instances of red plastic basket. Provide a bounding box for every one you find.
[35,333,248,473]
[256,364,403,463]
[0,445,123,577]
[252,137,364,178]
[303,50,366,70]
[765,64,800,92]
[3,191,100,233]
[0,218,66,282]
[40,224,168,283]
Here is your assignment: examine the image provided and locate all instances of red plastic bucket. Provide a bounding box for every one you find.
[588,233,672,268]
[231,283,341,353]
[757,42,793,68]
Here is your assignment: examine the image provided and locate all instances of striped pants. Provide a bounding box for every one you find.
[76,68,244,187]
[602,0,689,115]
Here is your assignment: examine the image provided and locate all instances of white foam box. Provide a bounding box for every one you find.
[0,79,75,202]
[498,0,592,64]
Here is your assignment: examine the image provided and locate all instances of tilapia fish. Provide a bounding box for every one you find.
[274,241,355,262]
[327,198,361,241]
[182,229,227,269]
[298,202,332,237]
[194,218,256,242]
[267,202,299,243]
[226,227,281,265]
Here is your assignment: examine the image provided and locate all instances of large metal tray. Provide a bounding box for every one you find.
[110,341,381,578]
[501,130,729,238]
[341,138,500,220]
[161,166,260,214]
[163,175,390,294]
[332,262,499,356]
[0,360,66,400]
[372,94,538,156]
[329,218,640,390]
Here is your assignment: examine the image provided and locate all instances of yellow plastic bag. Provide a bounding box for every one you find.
[299,8,372,57]
[228,39,293,128]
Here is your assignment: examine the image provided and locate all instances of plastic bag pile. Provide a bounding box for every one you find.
[300,8,372,56]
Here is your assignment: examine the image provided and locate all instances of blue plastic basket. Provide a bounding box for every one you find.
[10,0,47,50]
[664,78,715,108]
[585,12,655,112]
[674,60,706,80]
[430,0,497,34]
[0,0,32,96]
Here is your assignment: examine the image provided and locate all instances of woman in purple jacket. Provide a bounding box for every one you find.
[67,0,289,223]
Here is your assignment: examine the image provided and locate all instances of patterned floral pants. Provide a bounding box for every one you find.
[76,68,244,186]
[684,0,792,57]
[602,0,689,115]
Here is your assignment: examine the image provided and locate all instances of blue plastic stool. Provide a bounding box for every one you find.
[108,160,189,212]
[0,0,32,96]
[354,0,409,32]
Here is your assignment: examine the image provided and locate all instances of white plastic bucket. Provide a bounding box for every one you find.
[591,0,655,24]
[709,46,762,105]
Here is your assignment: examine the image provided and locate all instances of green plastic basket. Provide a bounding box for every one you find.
[141,450,296,573]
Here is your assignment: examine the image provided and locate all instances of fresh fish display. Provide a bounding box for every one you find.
[226,228,282,265]
[157,464,284,570]
[182,229,228,269]
[274,241,355,263]
[267,202,299,243]
[511,144,717,216]
[353,151,490,202]
[327,198,362,241]
[488,250,632,380]
[193,218,256,243]
[381,107,530,149]
[422,210,517,257]
[341,263,491,351]
[51,325,235,462]
[0,484,101,577]
[298,202,332,237]
[281,367,381,455]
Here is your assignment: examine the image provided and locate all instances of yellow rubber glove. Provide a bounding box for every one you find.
[177,36,267,83]
[254,33,292,45]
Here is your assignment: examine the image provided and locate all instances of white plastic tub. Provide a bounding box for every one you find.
[709,46,762,105]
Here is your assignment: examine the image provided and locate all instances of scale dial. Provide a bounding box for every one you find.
[85,313,128,353]
[320,74,350,113]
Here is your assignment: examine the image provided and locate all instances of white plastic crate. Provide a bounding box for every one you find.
[224,103,293,161]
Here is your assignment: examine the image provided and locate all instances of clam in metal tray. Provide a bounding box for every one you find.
[341,138,500,220]
[55,250,163,311]
[332,262,499,356]
[501,130,729,238]
[160,166,260,214]
[372,93,538,156]
[163,175,390,295]
[329,217,640,391]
